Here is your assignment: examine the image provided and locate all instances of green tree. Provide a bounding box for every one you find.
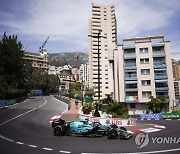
[147,96,166,113]
[0,33,26,88]
[25,67,59,94]
[100,93,129,118]
[0,33,27,99]
[84,87,95,98]
[106,101,129,118]
[101,92,114,105]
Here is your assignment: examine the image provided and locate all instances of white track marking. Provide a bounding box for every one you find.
[42,147,53,151]
[140,128,163,133]
[0,97,47,127]
[16,142,24,145]
[153,125,166,129]
[59,150,71,153]
[0,134,14,142]
[28,144,38,148]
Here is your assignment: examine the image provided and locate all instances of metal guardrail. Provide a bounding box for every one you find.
[54,95,71,110]
[0,96,28,108]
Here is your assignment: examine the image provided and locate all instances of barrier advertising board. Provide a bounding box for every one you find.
[89,117,136,126]
[0,100,6,108]
[140,113,162,120]
[162,113,180,119]
[31,89,43,95]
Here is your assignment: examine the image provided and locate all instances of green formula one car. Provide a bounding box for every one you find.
[52,118,132,139]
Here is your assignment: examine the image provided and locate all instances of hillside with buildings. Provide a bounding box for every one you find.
[48,52,88,67]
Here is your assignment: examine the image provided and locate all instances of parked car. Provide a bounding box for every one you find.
[52,118,132,139]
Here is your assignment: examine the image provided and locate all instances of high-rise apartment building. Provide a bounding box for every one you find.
[79,64,89,86]
[88,3,117,101]
[114,36,175,114]
[172,59,180,80]
[174,81,180,105]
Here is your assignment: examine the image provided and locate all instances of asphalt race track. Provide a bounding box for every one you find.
[0,96,180,154]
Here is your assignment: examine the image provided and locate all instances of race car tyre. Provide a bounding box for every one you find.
[107,128,118,139]
[110,124,118,129]
[54,125,66,136]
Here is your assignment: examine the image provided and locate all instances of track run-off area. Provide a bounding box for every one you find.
[0,96,180,154]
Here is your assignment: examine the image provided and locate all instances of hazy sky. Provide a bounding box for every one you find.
[0,0,180,60]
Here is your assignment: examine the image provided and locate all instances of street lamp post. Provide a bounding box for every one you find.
[88,29,105,117]
[97,30,101,103]
[81,79,84,106]
[88,29,103,103]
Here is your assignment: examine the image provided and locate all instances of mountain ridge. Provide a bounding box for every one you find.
[48,52,88,67]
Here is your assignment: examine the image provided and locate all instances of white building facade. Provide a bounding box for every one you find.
[88,3,117,101]
[114,36,175,114]
[79,63,89,84]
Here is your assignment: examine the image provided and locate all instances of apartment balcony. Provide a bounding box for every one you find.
[124,53,136,59]
[155,86,169,91]
[153,51,166,57]
[152,43,165,47]
[125,88,138,92]
[125,96,138,103]
[124,63,136,70]
[125,80,137,84]
[125,75,137,81]
[92,23,101,26]
[154,62,166,69]
[123,45,136,49]
[154,74,168,80]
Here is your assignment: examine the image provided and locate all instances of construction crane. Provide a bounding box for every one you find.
[39,37,49,57]
[39,36,49,51]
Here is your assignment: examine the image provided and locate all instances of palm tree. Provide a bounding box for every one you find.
[147,96,166,113]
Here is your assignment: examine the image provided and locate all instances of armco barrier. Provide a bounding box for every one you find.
[162,113,180,119]
[54,95,71,110]
[0,96,28,108]
[6,99,16,106]
[0,100,6,108]
[140,113,162,120]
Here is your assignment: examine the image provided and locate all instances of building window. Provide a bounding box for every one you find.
[142,91,152,98]
[140,58,149,64]
[105,87,108,89]
[141,69,150,75]
[142,80,151,86]
[140,48,148,53]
